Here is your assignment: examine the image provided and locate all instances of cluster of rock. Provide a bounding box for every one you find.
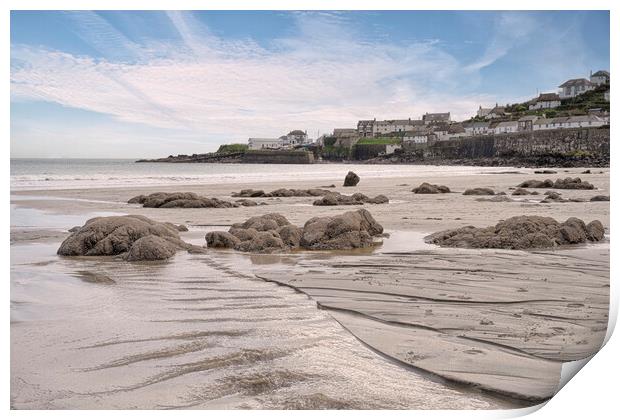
[231,188,331,198]
[517,177,595,190]
[540,191,585,204]
[57,215,199,261]
[534,170,557,174]
[426,215,605,250]
[313,192,389,206]
[128,192,259,208]
[463,188,495,196]
[343,171,360,187]
[412,182,451,194]
[206,209,384,253]
[512,188,539,196]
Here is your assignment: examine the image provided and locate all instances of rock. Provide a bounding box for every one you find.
[68,226,81,233]
[128,192,249,208]
[320,184,336,188]
[232,188,331,198]
[534,170,557,174]
[517,179,554,189]
[343,171,360,187]
[229,227,259,242]
[235,231,286,253]
[235,199,259,207]
[426,215,603,250]
[586,220,605,241]
[126,235,179,261]
[57,215,187,260]
[590,195,610,202]
[581,169,592,174]
[475,195,513,202]
[300,209,383,250]
[313,192,389,206]
[231,213,291,231]
[553,177,595,190]
[205,231,241,248]
[518,177,595,190]
[277,225,303,248]
[463,188,495,196]
[412,182,451,194]
[176,224,189,232]
[512,188,534,196]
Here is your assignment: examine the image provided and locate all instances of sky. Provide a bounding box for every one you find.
[10,10,610,158]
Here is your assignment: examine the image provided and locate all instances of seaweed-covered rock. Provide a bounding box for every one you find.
[300,209,383,250]
[126,235,179,261]
[313,192,389,206]
[57,215,187,261]
[343,171,360,187]
[518,178,595,190]
[205,231,241,248]
[590,195,610,202]
[463,188,495,196]
[128,192,255,208]
[412,182,451,194]
[426,215,604,250]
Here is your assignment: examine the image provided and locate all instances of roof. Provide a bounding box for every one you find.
[518,115,539,122]
[376,119,424,125]
[566,115,602,123]
[287,130,306,136]
[592,70,610,77]
[489,106,506,114]
[470,121,491,128]
[559,78,593,88]
[448,124,465,134]
[533,118,554,125]
[535,93,561,102]
[495,121,518,128]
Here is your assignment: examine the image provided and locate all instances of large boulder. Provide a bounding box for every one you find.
[463,188,495,196]
[517,179,554,189]
[231,213,291,231]
[277,225,303,248]
[590,195,610,202]
[426,215,604,250]
[343,171,360,187]
[300,209,383,250]
[512,188,538,196]
[412,182,450,194]
[517,178,595,190]
[235,231,286,253]
[57,215,188,261]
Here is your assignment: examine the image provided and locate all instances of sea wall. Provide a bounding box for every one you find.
[241,150,315,164]
[403,127,609,160]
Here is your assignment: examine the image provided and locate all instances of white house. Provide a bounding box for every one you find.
[464,121,491,136]
[590,70,610,85]
[559,78,595,98]
[528,93,561,110]
[284,130,308,146]
[493,121,519,134]
[532,116,606,131]
[422,112,451,125]
[373,118,424,135]
[248,138,283,150]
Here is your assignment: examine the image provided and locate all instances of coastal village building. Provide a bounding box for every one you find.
[248,138,283,150]
[559,78,595,98]
[422,112,451,125]
[476,106,492,118]
[486,105,508,119]
[284,130,308,146]
[356,118,423,137]
[532,115,606,131]
[518,115,539,131]
[493,121,519,134]
[403,127,433,144]
[463,121,491,136]
[590,70,610,85]
[528,93,561,110]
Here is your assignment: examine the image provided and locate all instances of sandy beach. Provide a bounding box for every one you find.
[10,164,610,409]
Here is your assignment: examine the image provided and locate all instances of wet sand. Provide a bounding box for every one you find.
[10,166,610,408]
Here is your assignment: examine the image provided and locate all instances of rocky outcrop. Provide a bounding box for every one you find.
[534,170,557,174]
[426,216,605,250]
[463,188,495,196]
[57,215,193,261]
[231,188,331,198]
[206,209,383,253]
[343,171,360,187]
[540,191,586,203]
[517,177,595,190]
[129,192,257,208]
[412,182,451,194]
[476,195,513,203]
[313,192,389,206]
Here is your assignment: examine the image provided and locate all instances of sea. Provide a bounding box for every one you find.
[10,158,515,191]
